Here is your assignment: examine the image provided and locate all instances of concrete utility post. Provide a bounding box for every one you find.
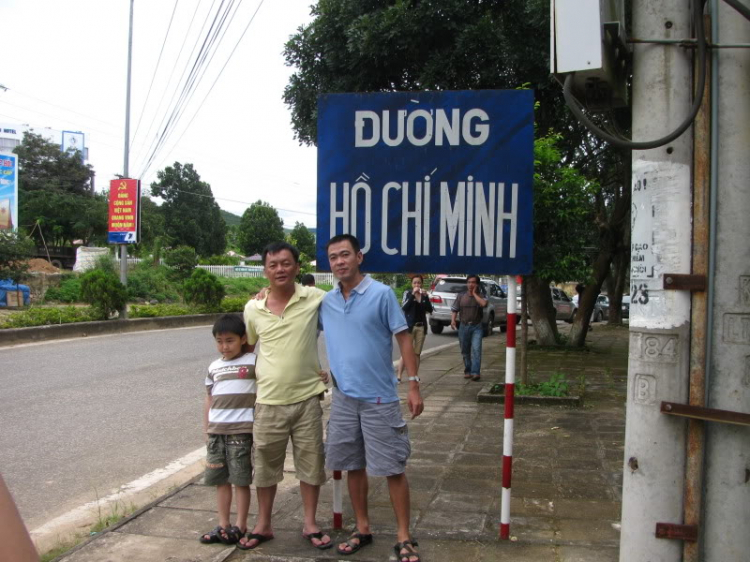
[620,1,693,560]
[702,1,750,559]
[120,0,134,319]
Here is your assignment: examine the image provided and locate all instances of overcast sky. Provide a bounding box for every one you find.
[0,0,318,227]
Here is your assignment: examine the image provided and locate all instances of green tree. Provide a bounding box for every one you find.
[80,267,128,320]
[524,134,598,345]
[132,195,166,256]
[164,245,198,279]
[13,132,106,246]
[183,268,225,309]
[150,162,226,256]
[288,222,316,259]
[0,231,34,284]
[238,201,285,256]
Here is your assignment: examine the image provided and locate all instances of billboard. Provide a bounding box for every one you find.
[0,151,18,231]
[108,178,140,244]
[62,130,85,161]
[316,90,534,274]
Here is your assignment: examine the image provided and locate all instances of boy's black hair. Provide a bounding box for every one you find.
[262,241,299,265]
[466,274,481,284]
[325,234,360,253]
[212,314,246,338]
[300,273,316,286]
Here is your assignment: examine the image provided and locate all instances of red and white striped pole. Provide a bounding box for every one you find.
[332,470,343,529]
[500,276,517,540]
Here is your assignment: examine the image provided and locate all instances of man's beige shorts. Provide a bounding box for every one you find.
[252,394,326,488]
[411,324,426,355]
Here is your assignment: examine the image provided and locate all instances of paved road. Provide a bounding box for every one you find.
[0,324,459,531]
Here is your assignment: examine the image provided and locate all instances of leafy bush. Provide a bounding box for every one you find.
[129,303,193,318]
[222,277,269,298]
[44,274,82,303]
[80,269,128,320]
[164,246,198,279]
[220,297,247,313]
[183,268,225,309]
[0,306,99,328]
[126,263,179,302]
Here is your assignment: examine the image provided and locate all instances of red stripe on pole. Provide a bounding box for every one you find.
[500,523,510,540]
[333,512,343,529]
[502,455,513,488]
[506,313,516,347]
[333,470,342,479]
[504,383,515,419]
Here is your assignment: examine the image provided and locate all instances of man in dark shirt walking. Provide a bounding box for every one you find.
[450,275,488,381]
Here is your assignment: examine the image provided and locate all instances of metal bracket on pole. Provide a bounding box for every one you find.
[661,401,750,426]
[663,273,706,291]
[655,522,698,542]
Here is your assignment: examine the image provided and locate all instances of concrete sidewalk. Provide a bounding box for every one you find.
[57,324,628,562]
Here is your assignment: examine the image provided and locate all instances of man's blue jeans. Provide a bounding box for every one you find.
[458,323,483,376]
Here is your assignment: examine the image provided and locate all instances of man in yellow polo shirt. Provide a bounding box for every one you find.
[239,242,332,551]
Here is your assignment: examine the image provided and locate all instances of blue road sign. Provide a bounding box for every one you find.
[317,90,534,275]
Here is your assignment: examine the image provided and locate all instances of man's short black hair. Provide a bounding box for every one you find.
[262,241,299,265]
[300,273,315,286]
[466,274,481,284]
[325,234,360,254]
[212,314,246,338]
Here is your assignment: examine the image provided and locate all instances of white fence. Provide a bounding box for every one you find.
[197,265,337,286]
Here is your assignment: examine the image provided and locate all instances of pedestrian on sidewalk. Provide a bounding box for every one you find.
[450,275,488,381]
[240,242,333,551]
[199,314,257,546]
[321,234,424,562]
[396,274,433,382]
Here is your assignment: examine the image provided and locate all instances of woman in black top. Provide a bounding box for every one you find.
[396,274,434,382]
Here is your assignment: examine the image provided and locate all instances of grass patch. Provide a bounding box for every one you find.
[490,372,584,397]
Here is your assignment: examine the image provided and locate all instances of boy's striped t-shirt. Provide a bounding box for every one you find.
[205,352,257,434]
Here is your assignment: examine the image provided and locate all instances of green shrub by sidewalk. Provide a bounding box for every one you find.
[0,306,99,328]
[43,274,82,303]
[183,269,225,309]
[80,269,128,320]
[126,263,179,302]
[221,277,268,298]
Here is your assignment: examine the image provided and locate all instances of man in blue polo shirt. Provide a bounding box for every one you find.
[320,234,424,562]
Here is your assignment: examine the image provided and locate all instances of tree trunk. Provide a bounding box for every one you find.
[607,246,629,324]
[568,249,613,346]
[526,274,559,346]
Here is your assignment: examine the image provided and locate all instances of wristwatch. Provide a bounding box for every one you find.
[407,376,420,382]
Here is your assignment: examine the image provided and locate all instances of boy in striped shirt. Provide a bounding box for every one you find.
[199,314,256,546]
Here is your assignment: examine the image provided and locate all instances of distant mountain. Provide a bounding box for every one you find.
[220,210,242,226]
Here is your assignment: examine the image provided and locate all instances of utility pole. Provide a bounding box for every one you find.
[120,0,134,319]
[701,0,750,559]
[619,1,693,560]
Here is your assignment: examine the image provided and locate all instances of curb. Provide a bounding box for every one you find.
[0,313,226,347]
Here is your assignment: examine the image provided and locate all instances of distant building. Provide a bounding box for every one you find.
[0,123,89,162]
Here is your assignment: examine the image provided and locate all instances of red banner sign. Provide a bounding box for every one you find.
[108,178,140,244]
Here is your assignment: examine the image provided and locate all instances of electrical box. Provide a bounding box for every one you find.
[551,0,630,110]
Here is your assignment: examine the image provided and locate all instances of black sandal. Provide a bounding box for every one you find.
[394,539,421,562]
[219,525,244,545]
[336,529,373,555]
[237,532,274,551]
[199,526,224,544]
[303,531,334,550]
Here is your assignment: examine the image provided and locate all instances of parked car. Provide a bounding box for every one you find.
[571,293,609,322]
[428,276,508,336]
[517,287,576,322]
[621,294,631,319]
[596,295,610,321]
[551,287,577,322]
